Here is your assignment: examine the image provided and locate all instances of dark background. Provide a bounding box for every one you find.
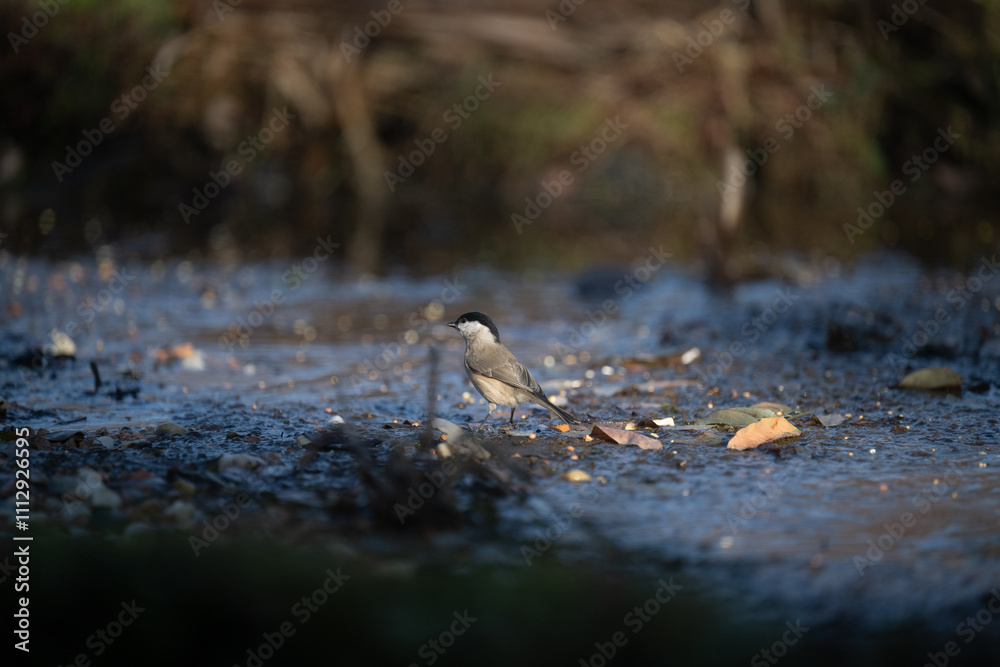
[2,0,998,275]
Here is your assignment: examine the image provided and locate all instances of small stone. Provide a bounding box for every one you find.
[174,478,197,495]
[218,453,265,470]
[90,484,122,510]
[155,422,188,436]
[164,500,196,522]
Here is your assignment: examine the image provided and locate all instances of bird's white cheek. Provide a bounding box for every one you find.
[458,321,487,336]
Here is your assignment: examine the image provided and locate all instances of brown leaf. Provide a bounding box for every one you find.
[727,416,801,451]
[590,425,663,450]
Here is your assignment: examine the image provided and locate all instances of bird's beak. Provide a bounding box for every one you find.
[447,320,458,328]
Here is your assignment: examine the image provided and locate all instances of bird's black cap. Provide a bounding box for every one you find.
[448,311,501,342]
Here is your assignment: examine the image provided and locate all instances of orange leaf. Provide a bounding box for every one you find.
[727,416,800,451]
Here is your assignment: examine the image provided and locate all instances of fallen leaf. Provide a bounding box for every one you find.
[553,424,571,433]
[695,409,761,427]
[730,407,778,420]
[898,366,962,390]
[590,425,663,450]
[727,416,801,450]
[813,414,846,428]
[751,402,793,414]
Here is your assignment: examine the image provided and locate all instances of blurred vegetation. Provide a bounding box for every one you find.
[1,0,998,274]
[31,532,1000,666]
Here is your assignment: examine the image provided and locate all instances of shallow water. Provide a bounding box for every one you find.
[2,250,999,654]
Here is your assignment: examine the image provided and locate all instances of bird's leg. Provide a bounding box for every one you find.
[509,407,516,424]
[478,402,497,430]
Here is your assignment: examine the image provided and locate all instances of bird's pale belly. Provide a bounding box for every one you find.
[467,370,532,408]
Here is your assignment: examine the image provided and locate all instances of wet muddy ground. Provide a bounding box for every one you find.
[2,251,999,665]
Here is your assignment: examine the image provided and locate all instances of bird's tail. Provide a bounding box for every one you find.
[536,394,582,425]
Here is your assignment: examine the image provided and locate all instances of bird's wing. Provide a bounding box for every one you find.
[466,347,543,395]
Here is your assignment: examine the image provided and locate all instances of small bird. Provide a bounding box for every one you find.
[447,311,580,428]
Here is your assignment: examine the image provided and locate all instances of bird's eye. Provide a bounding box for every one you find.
[459,317,466,323]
